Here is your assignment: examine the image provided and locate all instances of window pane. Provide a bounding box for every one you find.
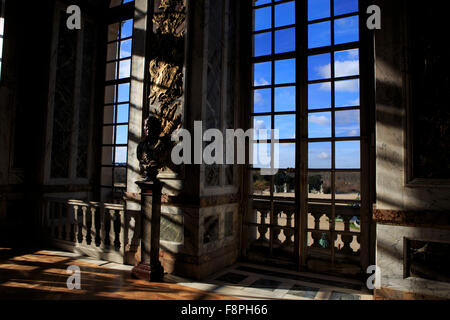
[118,59,131,78]
[254,32,272,57]
[335,49,359,77]
[335,141,360,169]
[274,170,295,197]
[309,142,332,169]
[335,171,360,200]
[253,143,271,168]
[255,0,271,6]
[335,79,359,107]
[120,39,132,59]
[117,83,130,102]
[102,147,114,165]
[104,85,116,104]
[252,170,271,196]
[308,171,332,199]
[253,116,272,140]
[117,104,129,123]
[253,89,271,113]
[275,59,295,84]
[115,147,128,164]
[107,42,119,61]
[308,53,331,81]
[335,110,360,137]
[254,62,272,86]
[276,143,295,169]
[275,114,296,139]
[309,82,331,109]
[105,62,117,81]
[308,112,331,138]
[114,167,127,187]
[121,19,133,38]
[104,105,115,124]
[103,126,115,145]
[101,167,113,186]
[275,86,295,112]
[275,1,295,27]
[334,0,358,16]
[334,16,359,44]
[275,28,295,54]
[108,23,120,42]
[308,0,331,21]
[254,7,272,31]
[116,125,128,145]
[308,21,331,49]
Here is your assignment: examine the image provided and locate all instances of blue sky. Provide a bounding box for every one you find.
[111,1,362,168]
[106,19,133,164]
[252,0,361,170]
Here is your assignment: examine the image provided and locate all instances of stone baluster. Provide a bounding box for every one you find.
[273,212,281,246]
[90,206,97,246]
[119,210,125,252]
[343,215,351,232]
[100,206,106,248]
[106,209,114,247]
[258,210,269,242]
[284,211,294,247]
[311,231,322,248]
[114,211,121,249]
[81,206,87,245]
[312,212,322,230]
[73,205,79,243]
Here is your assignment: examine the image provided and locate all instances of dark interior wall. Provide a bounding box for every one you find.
[0,1,55,246]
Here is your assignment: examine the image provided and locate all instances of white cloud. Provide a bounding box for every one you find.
[335,79,359,92]
[318,152,330,159]
[336,110,359,124]
[255,78,269,86]
[119,60,131,78]
[335,60,359,77]
[254,120,267,130]
[319,82,332,91]
[254,92,263,105]
[309,115,330,126]
[317,64,331,79]
[347,129,359,136]
[349,98,360,105]
[317,60,359,79]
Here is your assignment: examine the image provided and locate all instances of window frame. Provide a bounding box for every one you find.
[245,0,374,272]
[99,1,135,202]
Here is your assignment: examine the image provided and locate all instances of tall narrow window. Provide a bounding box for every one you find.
[0,0,5,80]
[247,0,365,274]
[306,0,361,269]
[101,0,134,202]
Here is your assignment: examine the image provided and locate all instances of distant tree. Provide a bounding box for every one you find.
[254,179,269,194]
[308,175,323,193]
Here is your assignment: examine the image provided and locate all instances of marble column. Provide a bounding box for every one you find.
[132,180,164,282]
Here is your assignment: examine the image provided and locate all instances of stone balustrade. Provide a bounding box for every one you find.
[40,198,139,264]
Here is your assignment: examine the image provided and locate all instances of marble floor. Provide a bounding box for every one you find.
[172,263,373,300]
[0,247,373,300]
[0,248,235,300]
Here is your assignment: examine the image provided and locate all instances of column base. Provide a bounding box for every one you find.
[131,263,164,282]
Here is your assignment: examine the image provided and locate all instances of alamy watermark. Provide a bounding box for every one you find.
[66,265,81,290]
[171,121,280,175]
[366,265,381,290]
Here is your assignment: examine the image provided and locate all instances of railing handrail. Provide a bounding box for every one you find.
[43,197,125,211]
